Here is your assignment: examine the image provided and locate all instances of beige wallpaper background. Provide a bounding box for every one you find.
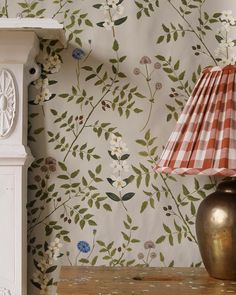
[1,0,235,294]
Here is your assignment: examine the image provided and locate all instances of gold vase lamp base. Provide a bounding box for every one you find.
[196,179,236,280]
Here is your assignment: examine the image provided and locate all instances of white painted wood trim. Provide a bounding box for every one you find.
[0,21,65,295]
[0,69,17,138]
[0,287,11,295]
[0,18,63,29]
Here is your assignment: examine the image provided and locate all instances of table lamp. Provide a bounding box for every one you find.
[155,64,236,280]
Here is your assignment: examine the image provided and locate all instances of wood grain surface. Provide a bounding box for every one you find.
[57,266,236,295]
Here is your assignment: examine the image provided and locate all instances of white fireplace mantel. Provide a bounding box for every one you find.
[0,18,66,295]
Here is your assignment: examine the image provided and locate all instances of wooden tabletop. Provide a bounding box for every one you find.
[57,266,236,295]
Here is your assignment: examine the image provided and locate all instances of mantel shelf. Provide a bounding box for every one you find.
[0,18,66,46]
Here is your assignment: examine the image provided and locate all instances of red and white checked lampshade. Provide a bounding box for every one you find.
[155,65,236,176]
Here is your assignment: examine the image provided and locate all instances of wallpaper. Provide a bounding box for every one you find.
[0,0,234,294]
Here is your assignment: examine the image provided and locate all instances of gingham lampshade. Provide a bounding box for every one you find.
[155,65,236,176]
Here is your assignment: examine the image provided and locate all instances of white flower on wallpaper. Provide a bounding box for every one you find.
[116,4,124,16]
[214,10,236,65]
[111,160,129,173]
[32,238,63,294]
[103,19,114,31]
[47,238,63,261]
[110,175,126,191]
[110,135,128,157]
[43,54,62,74]
[220,10,235,25]
[107,0,119,7]
[34,78,51,104]
[34,78,49,90]
[100,3,110,14]
[95,0,126,31]
[109,134,123,146]
[34,88,51,105]
[32,50,63,106]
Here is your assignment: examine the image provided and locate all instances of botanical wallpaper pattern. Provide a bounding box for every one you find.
[0,0,235,294]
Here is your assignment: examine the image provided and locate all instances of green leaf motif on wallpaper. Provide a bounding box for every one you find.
[135,0,159,19]
[111,84,144,118]
[48,110,101,159]
[155,56,203,122]
[65,9,94,45]
[122,192,135,201]
[157,23,188,44]
[27,158,113,247]
[132,129,158,190]
[131,129,217,246]
[106,192,120,202]
[18,1,46,17]
[113,39,119,51]
[95,215,140,266]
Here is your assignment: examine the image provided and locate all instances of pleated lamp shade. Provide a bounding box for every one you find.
[155,65,236,177]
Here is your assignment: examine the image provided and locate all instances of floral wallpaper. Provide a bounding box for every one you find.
[0,0,235,294]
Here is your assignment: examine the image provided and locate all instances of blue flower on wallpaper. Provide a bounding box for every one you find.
[77,241,91,253]
[72,48,85,60]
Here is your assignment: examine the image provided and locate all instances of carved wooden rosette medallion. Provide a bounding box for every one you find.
[0,288,11,295]
[0,69,16,138]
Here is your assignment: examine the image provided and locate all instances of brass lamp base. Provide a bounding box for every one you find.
[196,179,236,280]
